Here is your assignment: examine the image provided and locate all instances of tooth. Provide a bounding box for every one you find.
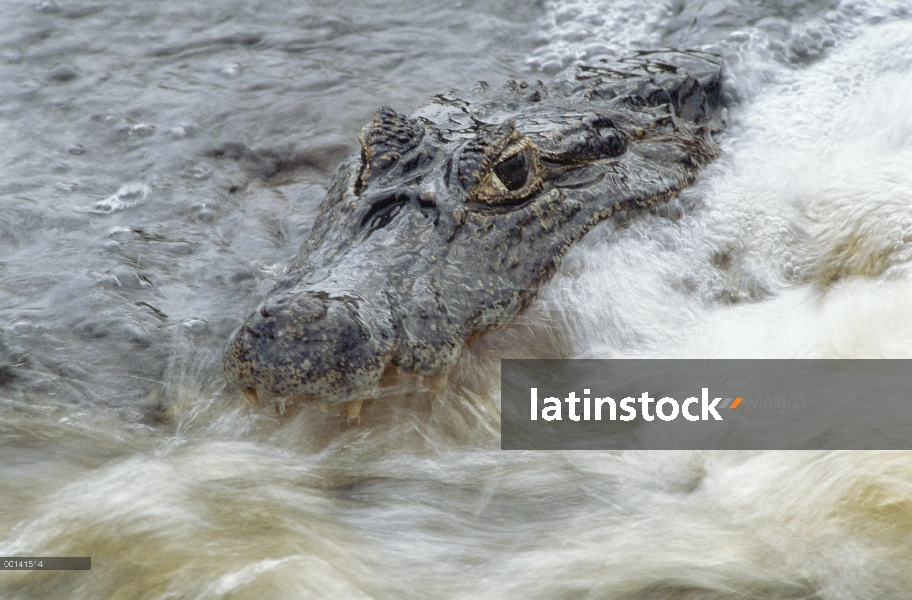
[346,399,364,420]
[426,373,449,390]
[242,388,259,406]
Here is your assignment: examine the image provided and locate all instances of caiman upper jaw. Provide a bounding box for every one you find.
[224,291,397,403]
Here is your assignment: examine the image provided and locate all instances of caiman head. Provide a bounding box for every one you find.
[224,50,724,407]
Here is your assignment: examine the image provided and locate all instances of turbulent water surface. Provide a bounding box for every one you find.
[2,0,912,597]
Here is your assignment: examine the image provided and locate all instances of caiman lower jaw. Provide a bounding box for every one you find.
[235,392,365,419]
[238,385,368,419]
[234,362,454,419]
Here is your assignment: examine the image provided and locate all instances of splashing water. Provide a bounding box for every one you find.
[2,0,912,598]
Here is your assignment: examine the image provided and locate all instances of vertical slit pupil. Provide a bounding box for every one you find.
[493,152,528,191]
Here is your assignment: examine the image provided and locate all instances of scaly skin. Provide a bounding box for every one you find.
[224,50,725,406]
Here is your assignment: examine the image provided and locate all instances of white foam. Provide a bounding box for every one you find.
[532,19,912,360]
[83,182,150,215]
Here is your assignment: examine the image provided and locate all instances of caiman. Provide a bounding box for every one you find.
[223,50,725,413]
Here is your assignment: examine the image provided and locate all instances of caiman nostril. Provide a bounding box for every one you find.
[293,294,328,323]
[259,294,328,323]
[260,299,283,318]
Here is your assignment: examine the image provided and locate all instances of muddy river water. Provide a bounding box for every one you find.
[2,0,912,598]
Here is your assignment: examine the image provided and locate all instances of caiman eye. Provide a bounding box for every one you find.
[469,145,543,206]
[493,152,529,191]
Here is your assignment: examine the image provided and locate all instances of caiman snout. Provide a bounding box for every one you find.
[224,289,398,404]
